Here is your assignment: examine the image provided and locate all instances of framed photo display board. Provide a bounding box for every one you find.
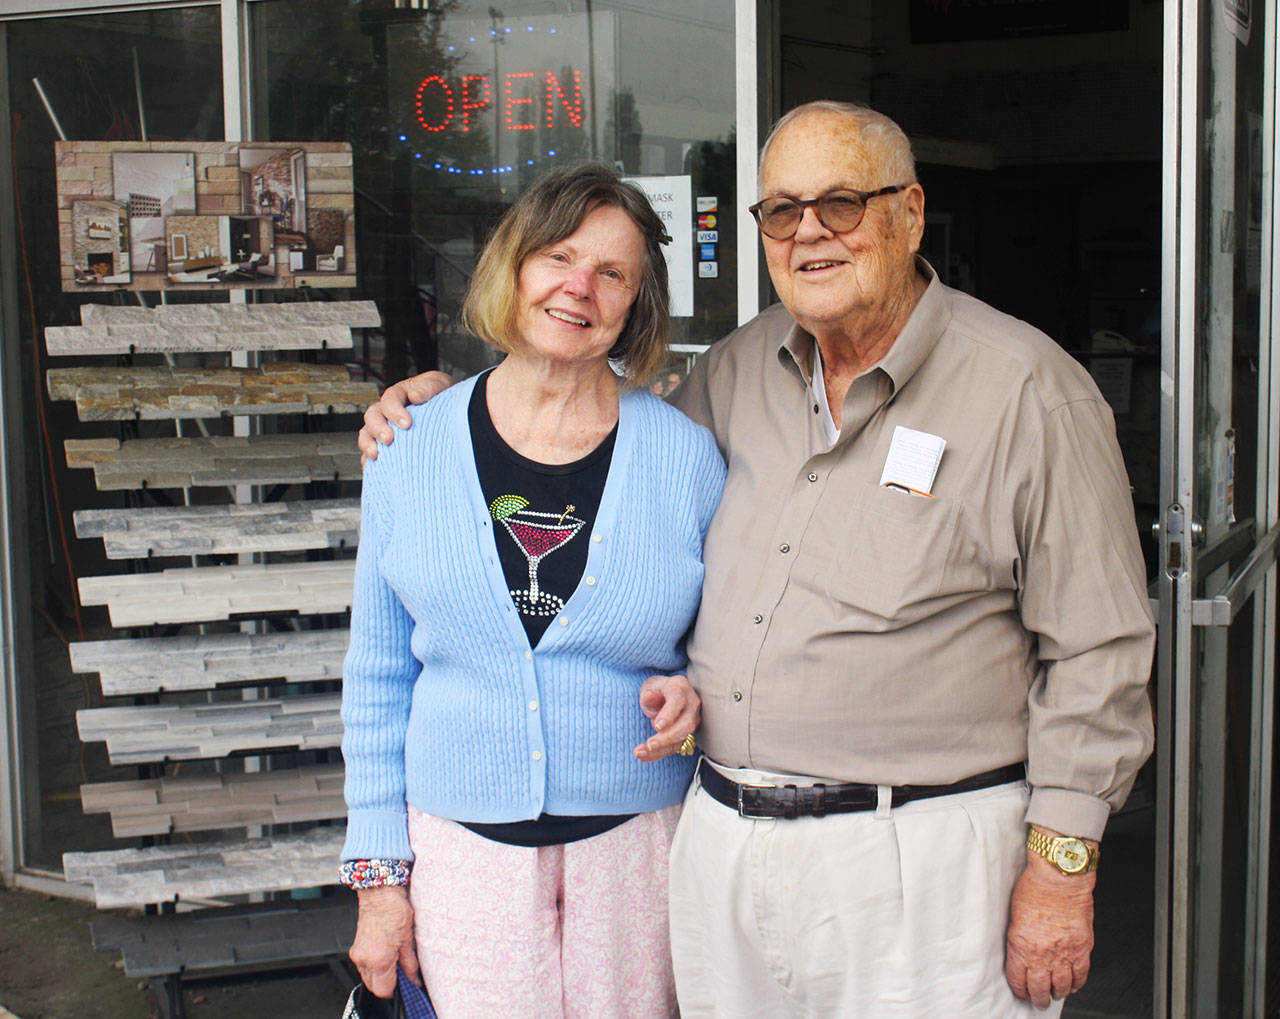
[55,141,356,292]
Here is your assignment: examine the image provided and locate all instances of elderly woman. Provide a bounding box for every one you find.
[339,164,725,1017]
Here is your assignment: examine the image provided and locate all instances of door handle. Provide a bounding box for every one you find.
[1191,521,1280,626]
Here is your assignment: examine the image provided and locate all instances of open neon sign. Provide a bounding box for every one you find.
[414,69,585,135]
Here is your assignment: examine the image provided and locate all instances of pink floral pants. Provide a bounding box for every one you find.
[407,804,681,1018]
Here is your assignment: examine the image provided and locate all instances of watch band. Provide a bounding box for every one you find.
[1026,827,1099,874]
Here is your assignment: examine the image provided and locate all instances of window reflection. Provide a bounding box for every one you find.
[6,8,225,871]
[253,0,737,382]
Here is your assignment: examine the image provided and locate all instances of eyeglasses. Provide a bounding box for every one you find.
[748,186,907,240]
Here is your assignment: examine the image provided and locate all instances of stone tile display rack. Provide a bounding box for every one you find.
[46,298,380,355]
[52,300,370,1006]
[65,433,361,490]
[76,693,342,765]
[80,763,347,837]
[74,497,360,559]
[78,560,356,627]
[63,826,347,908]
[47,363,378,421]
[69,629,350,695]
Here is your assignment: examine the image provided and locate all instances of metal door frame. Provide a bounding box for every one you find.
[1158,1,1280,1014]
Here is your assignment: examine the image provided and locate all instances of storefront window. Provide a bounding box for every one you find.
[250,0,738,388]
[4,7,225,871]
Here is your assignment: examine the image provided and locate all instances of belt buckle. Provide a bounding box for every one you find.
[736,782,776,820]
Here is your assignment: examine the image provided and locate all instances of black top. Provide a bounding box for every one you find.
[463,370,633,847]
[468,370,616,646]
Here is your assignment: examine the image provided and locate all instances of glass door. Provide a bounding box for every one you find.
[1159,0,1279,1014]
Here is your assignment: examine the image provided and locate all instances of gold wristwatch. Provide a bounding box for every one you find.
[1026,827,1100,875]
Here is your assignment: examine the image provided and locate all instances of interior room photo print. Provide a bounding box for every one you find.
[55,140,356,292]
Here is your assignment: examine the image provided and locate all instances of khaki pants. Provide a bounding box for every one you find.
[669,762,1063,1018]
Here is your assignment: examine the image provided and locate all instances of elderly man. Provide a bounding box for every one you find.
[359,101,1154,1017]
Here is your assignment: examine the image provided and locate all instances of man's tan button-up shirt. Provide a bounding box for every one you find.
[671,265,1155,839]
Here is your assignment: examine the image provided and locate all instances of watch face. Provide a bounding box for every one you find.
[1051,838,1090,874]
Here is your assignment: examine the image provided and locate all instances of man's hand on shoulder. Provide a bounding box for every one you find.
[1005,827,1097,1009]
[359,371,455,464]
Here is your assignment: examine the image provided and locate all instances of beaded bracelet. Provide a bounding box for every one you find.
[339,858,412,889]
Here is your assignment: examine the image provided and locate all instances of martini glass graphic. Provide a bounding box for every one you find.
[491,497,585,614]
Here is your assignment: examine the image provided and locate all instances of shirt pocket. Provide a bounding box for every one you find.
[820,482,964,627]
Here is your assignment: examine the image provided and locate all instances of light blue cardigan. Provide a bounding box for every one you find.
[341,376,726,861]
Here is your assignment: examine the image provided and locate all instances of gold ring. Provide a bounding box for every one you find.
[677,733,697,756]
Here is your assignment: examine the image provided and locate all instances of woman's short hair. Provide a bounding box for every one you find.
[461,163,673,387]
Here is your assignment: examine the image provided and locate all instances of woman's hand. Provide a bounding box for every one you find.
[349,885,420,998]
[634,674,701,761]
[358,371,455,464]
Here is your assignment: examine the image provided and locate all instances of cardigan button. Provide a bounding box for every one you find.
[524,650,532,660]
[585,576,596,586]
[558,617,568,626]
[528,700,539,711]
[531,750,543,761]
[732,690,743,702]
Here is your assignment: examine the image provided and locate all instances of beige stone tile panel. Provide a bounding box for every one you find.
[76,559,356,626]
[63,433,361,490]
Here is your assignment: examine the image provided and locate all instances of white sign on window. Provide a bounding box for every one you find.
[624,175,693,318]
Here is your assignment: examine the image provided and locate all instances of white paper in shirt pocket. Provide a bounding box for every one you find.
[879,425,946,497]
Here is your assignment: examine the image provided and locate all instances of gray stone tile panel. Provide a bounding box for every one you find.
[46,323,357,356]
[77,300,380,327]
[64,434,361,490]
[63,827,346,908]
[150,300,380,327]
[74,498,360,558]
[78,305,154,325]
[90,897,357,978]
[69,629,349,695]
[76,693,342,764]
[53,301,381,356]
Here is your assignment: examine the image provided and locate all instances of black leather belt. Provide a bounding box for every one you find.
[697,759,1027,820]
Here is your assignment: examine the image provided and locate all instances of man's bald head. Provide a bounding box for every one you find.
[758,101,917,196]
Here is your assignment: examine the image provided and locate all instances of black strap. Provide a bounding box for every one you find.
[697,759,1026,819]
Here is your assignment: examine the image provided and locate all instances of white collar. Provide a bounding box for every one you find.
[809,343,840,448]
